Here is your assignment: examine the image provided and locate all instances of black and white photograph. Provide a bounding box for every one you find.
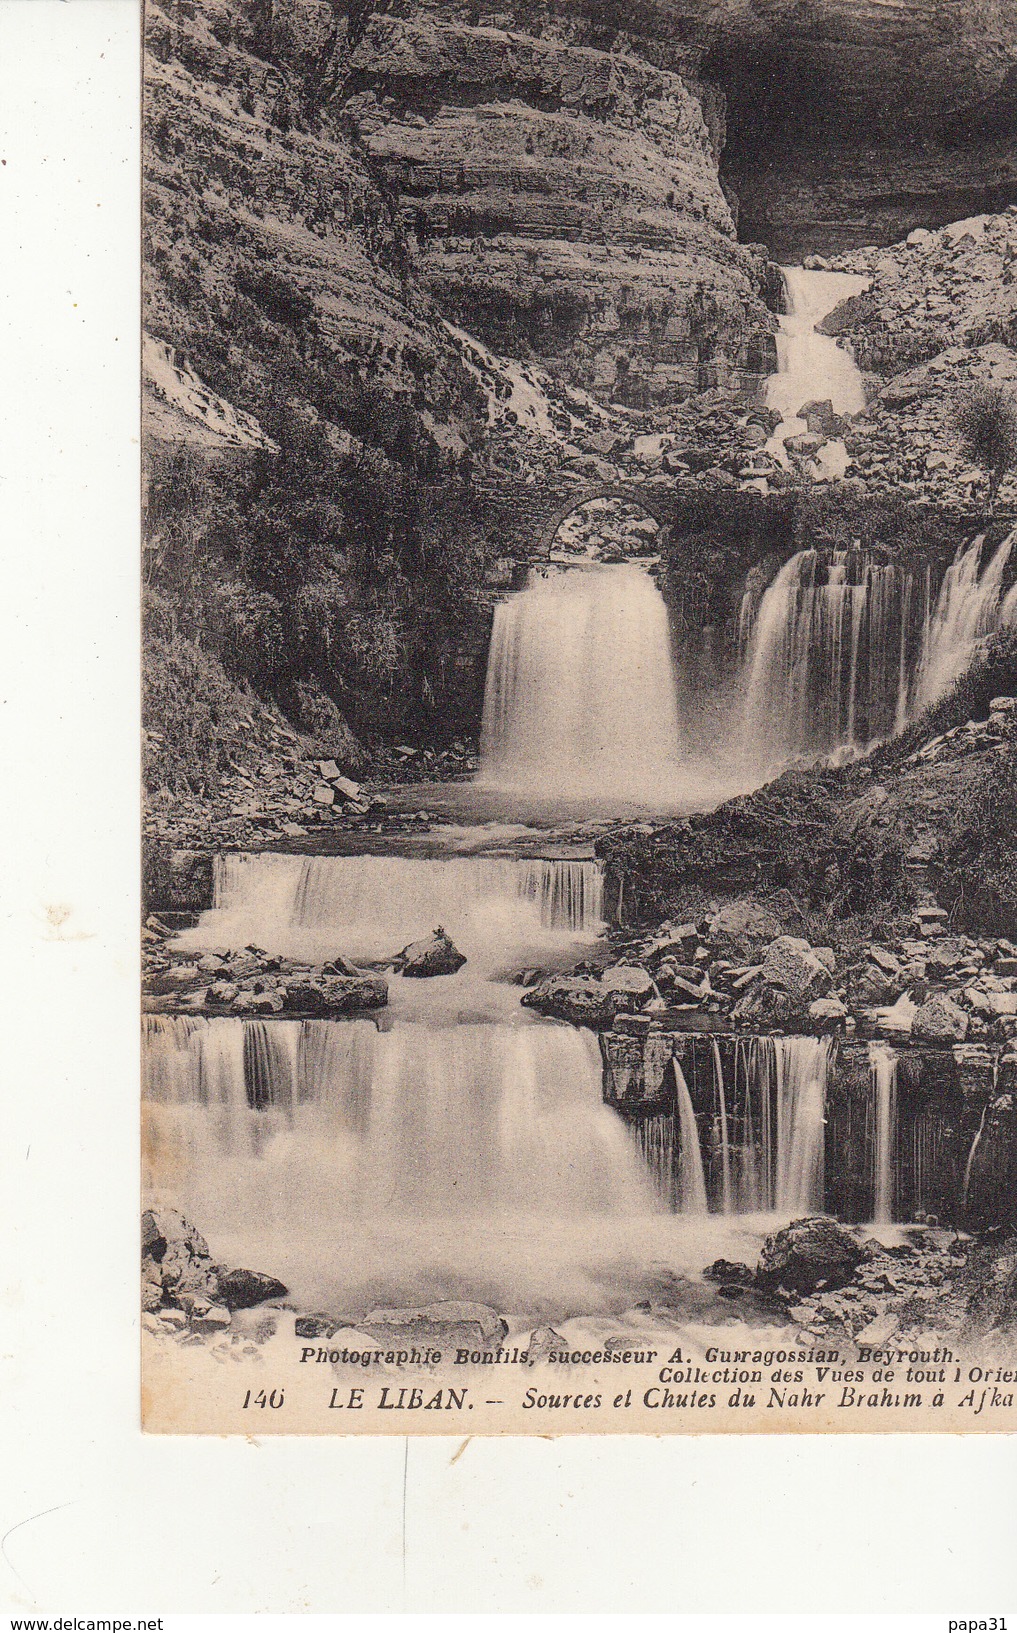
[138,0,1017,1435]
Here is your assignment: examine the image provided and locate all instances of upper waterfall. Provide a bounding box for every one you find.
[766,267,869,473]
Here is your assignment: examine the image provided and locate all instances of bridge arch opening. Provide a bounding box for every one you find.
[542,491,669,564]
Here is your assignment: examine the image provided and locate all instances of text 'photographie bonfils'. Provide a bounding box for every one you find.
[141,0,1017,1433]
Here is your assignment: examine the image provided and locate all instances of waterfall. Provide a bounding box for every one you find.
[143,1014,665,1312]
[651,1035,831,1215]
[913,529,1017,711]
[962,1100,992,1212]
[710,1038,733,1214]
[175,852,605,970]
[674,1059,708,1215]
[766,266,869,467]
[632,1063,708,1217]
[869,1043,898,1225]
[478,563,684,802]
[773,1036,831,1214]
[737,549,930,773]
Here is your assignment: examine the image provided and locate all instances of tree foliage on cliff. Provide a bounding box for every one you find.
[953,383,1017,510]
[144,412,491,745]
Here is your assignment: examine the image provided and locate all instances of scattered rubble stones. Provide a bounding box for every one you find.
[143,924,389,1017]
[141,1209,287,1343]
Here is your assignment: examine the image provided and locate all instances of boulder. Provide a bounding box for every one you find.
[295,1313,336,1339]
[757,1217,866,1294]
[190,1305,232,1335]
[600,964,656,1000]
[702,1259,755,1286]
[851,960,902,1006]
[760,936,833,1005]
[359,1300,508,1352]
[521,974,620,1027]
[913,993,969,1044]
[206,979,240,1007]
[396,927,467,978]
[809,995,848,1032]
[709,899,783,943]
[215,1267,289,1311]
[282,974,387,1014]
[526,1324,568,1366]
[800,399,849,439]
[141,1255,164,1313]
[731,982,797,1030]
[142,1207,218,1303]
[925,938,969,979]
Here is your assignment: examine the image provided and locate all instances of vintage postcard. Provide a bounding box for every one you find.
[141,0,1017,1436]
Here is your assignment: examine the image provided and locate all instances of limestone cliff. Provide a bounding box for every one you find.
[342,7,777,405]
[144,0,484,462]
[717,0,1017,255]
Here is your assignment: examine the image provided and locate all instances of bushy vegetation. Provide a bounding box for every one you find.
[944,741,1017,933]
[143,619,284,796]
[953,383,1017,509]
[144,410,493,756]
[597,764,911,940]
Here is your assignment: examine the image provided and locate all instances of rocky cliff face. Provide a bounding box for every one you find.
[144,0,485,460]
[341,6,777,406]
[716,0,1017,256]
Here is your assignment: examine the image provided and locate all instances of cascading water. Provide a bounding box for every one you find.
[175,851,605,972]
[913,529,1017,711]
[737,549,931,774]
[674,1060,709,1216]
[869,1043,898,1225]
[479,563,684,803]
[710,1038,734,1213]
[733,526,1017,776]
[772,1036,830,1214]
[633,1062,709,1216]
[649,1035,832,1217]
[766,266,869,471]
[143,1014,672,1313]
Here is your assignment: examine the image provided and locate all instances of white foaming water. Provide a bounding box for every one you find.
[674,1059,708,1215]
[772,1036,831,1214]
[766,266,869,467]
[175,851,604,974]
[635,1035,831,1217]
[479,563,684,802]
[736,549,931,776]
[913,529,1017,710]
[143,1015,701,1316]
[869,1042,898,1225]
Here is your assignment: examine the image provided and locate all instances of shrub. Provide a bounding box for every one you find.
[953,383,1017,510]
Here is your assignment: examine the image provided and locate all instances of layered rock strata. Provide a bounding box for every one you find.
[345,9,777,404]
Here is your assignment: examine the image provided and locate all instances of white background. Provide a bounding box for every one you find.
[1,0,1015,1616]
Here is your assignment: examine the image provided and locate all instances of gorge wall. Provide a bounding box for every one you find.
[716,0,1017,256]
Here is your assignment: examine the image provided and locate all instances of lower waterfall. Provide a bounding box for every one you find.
[634,1036,832,1217]
[143,1014,679,1314]
[478,562,684,803]
[869,1043,898,1225]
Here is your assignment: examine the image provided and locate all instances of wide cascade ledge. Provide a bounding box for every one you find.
[601,1024,1016,1229]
